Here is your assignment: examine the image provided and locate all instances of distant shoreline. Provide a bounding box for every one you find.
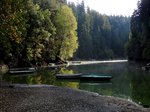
[68,60,128,66]
[0,60,128,71]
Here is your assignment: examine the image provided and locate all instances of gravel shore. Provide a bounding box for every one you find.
[0,84,149,112]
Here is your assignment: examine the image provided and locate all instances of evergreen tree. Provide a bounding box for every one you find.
[69,2,130,60]
[127,0,150,61]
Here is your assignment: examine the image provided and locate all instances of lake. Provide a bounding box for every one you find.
[1,61,150,107]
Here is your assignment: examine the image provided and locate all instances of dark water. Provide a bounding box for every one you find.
[1,62,150,107]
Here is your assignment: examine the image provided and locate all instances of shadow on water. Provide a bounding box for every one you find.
[1,62,150,107]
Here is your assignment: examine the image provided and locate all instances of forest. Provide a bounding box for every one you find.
[126,0,150,61]
[0,0,78,67]
[68,1,130,60]
[0,0,149,67]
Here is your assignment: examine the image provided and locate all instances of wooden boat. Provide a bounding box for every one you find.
[80,74,112,81]
[56,73,112,81]
[56,74,82,79]
[9,67,36,74]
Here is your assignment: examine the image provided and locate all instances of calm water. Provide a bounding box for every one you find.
[1,62,150,107]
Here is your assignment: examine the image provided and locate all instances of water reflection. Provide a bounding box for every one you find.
[1,62,150,107]
[130,71,150,107]
[2,69,57,85]
[79,82,113,96]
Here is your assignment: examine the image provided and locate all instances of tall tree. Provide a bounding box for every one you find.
[127,0,150,61]
[54,5,78,61]
[69,2,130,60]
[0,0,78,66]
[21,0,56,66]
[0,0,27,65]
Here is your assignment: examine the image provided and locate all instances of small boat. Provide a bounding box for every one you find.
[56,74,82,79]
[9,67,36,74]
[56,73,112,81]
[80,74,112,81]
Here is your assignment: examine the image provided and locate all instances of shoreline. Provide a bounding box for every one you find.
[0,84,149,112]
[0,60,130,71]
[1,60,150,111]
[68,60,128,66]
[37,60,128,69]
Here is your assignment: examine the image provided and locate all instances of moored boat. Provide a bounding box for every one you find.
[56,74,82,79]
[56,73,112,81]
[80,74,112,81]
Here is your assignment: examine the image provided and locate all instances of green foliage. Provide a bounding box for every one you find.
[54,5,78,60]
[68,2,130,60]
[142,40,150,60]
[0,0,78,67]
[127,0,150,61]
[24,0,55,63]
[0,0,133,66]
[0,0,27,65]
[126,38,142,60]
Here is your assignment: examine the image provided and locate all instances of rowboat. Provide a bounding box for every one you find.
[80,74,112,81]
[56,74,82,79]
[56,73,112,81]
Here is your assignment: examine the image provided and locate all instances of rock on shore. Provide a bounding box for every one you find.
[0,84,149,112]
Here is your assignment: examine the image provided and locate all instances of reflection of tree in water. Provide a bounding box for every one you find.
[79,82,112,96]
[55,68,79,89]
[26,70,57,85]
[2,63,150,107]
[2,68,79,89]
[130,71,150,107]
[112,71,131,99]
[2,69,57,85]
[58,68,74,74]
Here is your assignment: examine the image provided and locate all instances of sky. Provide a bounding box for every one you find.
[67,0,139,16]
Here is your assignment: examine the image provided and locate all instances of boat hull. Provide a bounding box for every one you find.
[56,74,112,81]
[56,74,82,79]
[80,76,112,81]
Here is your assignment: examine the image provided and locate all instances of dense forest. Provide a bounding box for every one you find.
[68,1,130,60]
[0,0,78,67]
[0,0,132,67]
[126,0,150,61]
